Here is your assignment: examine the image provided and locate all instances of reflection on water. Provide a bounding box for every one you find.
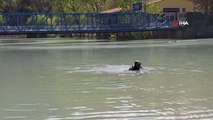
[0,39,213,120]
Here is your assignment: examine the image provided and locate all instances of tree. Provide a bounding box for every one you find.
[192,0,213,25]
[147,3,161,14]
[117,0,145,11]
[192,0,212,14]
[80,0,107,13]
[31,0,52,12]
[0,0,7,12]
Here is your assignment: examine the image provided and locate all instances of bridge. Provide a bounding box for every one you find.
[0,12,177,35]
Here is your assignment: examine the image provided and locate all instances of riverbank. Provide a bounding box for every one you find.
[0,26,212,41]
[1,37,213,47]
[0,38,109,46]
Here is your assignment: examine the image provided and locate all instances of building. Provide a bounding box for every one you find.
[147,0,194,12]
[148,0,194,21]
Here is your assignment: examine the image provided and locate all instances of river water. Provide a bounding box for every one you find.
[0,39,213,120]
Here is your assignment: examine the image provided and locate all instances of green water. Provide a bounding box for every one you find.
[0,39,213,120]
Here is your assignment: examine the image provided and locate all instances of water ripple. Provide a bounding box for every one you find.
[44,109,213,119]
[4,116,28,119]
[69,110,159,119]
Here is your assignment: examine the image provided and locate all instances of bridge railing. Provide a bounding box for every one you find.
[0,12,174,34]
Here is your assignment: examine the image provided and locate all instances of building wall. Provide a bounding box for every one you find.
[152,0,194,12]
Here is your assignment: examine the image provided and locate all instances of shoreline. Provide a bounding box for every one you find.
[0,37,213,47]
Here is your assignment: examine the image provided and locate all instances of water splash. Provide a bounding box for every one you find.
[67,64,156,74]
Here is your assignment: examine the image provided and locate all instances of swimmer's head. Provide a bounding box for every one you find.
[134,60,141,65]
[135,60,140,63]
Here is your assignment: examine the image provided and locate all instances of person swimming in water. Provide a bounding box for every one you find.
[129,60,143,71]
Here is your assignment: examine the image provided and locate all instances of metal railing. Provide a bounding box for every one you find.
[0,12,174,34]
